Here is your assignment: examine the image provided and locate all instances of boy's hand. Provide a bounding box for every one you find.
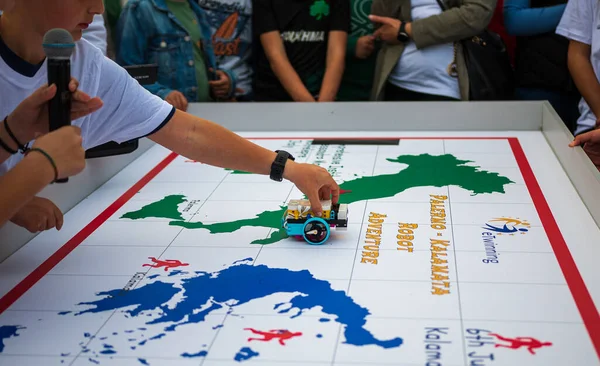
[10,196,64,233]
[369,15,402,45]
[8,78,103,143]
[32,126,86,180]
[569,129,600,147]
[570,128,600,170]
[165,91,188,111]
[283,161,340,217]
[356,35,376,59]
[209,69,232,100]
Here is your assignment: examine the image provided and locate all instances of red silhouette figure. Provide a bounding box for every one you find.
[489,333,552,355]
[340,189,352,195]
[142,257,189,271]
[244,328,302,345]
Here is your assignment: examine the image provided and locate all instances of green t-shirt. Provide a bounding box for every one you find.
[166,0,211,102]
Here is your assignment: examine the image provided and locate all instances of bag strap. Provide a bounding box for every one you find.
[432,0,459,77]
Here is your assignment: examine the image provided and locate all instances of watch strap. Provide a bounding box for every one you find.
[397,22,409,42]
[270,150,295,182]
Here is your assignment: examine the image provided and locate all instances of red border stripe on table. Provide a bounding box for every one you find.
[0,152,179,314]
[509,137,600,359]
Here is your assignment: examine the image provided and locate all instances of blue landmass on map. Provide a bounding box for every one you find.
[235,347,259,362]
[73,263,403,349]
[0,325,23,352]
[182,350,208,358]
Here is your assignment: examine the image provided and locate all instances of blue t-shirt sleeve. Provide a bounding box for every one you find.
[503,0,567,36]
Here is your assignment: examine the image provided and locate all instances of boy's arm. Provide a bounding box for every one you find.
[555,0,599,123]
[0,155,57,229]
[319,0,350,102]
[259,32,315,101]
[148,109,339,214]
[253,0,315,101]
[568,40,600,119]
[116,3,174,100]
[318,31,347,101]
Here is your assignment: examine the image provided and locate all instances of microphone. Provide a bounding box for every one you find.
[42,28,75,183]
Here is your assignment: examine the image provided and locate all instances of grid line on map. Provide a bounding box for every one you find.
[201,140,319,366]
[329,145,381,366]
[68,140,313,366]
[443,140,468,366]
[0,353,463,366]
[0,308,585,323]
[30,274,571,286]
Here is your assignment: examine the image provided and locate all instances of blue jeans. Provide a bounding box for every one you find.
[514,87,580,134]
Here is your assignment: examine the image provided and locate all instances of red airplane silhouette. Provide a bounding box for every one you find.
[142,257,189,271]
[489,333,552,355]
[244,328,302,345]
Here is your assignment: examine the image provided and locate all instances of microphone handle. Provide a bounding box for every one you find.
[47,58,72,183]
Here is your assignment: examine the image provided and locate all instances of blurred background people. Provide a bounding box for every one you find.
[504,0,580,133]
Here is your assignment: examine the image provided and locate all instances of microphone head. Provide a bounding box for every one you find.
[42,28,75,59]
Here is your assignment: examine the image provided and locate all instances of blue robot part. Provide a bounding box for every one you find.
[283,220,304,237]
[302,217,330,245]
[282,199,348,245]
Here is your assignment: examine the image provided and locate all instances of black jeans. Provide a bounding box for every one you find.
[384,82,458,101]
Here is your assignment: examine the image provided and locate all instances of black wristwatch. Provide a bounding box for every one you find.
[270,150,295,182]
[397,22,409,43]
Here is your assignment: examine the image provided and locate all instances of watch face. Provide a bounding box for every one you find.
[397,32,409,42]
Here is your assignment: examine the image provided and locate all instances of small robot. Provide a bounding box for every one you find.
[282,199,348,245]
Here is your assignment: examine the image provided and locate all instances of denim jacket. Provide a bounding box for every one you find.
[116,0,237,101]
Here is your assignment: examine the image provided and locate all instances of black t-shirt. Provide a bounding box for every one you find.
[252,0,350,101]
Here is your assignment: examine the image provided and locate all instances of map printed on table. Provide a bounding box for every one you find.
[0,137,598,366]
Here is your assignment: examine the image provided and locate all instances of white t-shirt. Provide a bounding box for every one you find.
[82,14,108,56]
[0,36,175,176]
[556,0,599,135]
[387,0,460,100]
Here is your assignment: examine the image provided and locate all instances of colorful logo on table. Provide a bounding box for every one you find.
[483,217,530,236]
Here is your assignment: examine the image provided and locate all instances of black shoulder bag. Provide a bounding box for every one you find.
[435,0,515,100]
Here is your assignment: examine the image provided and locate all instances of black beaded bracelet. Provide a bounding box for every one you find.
[0,134,17,155]
[27,147,59,182]
[3,116,28,153]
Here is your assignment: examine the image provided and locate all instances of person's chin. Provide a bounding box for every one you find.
[70,30,83,41]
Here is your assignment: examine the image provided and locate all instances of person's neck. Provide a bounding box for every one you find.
[0,12,45,65]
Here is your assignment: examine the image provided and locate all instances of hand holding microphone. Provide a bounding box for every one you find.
[42,28,75,183]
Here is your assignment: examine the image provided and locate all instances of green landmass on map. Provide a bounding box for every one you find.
[121,154,514,244]
[121,194,186,221]
[225,168,252,174]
